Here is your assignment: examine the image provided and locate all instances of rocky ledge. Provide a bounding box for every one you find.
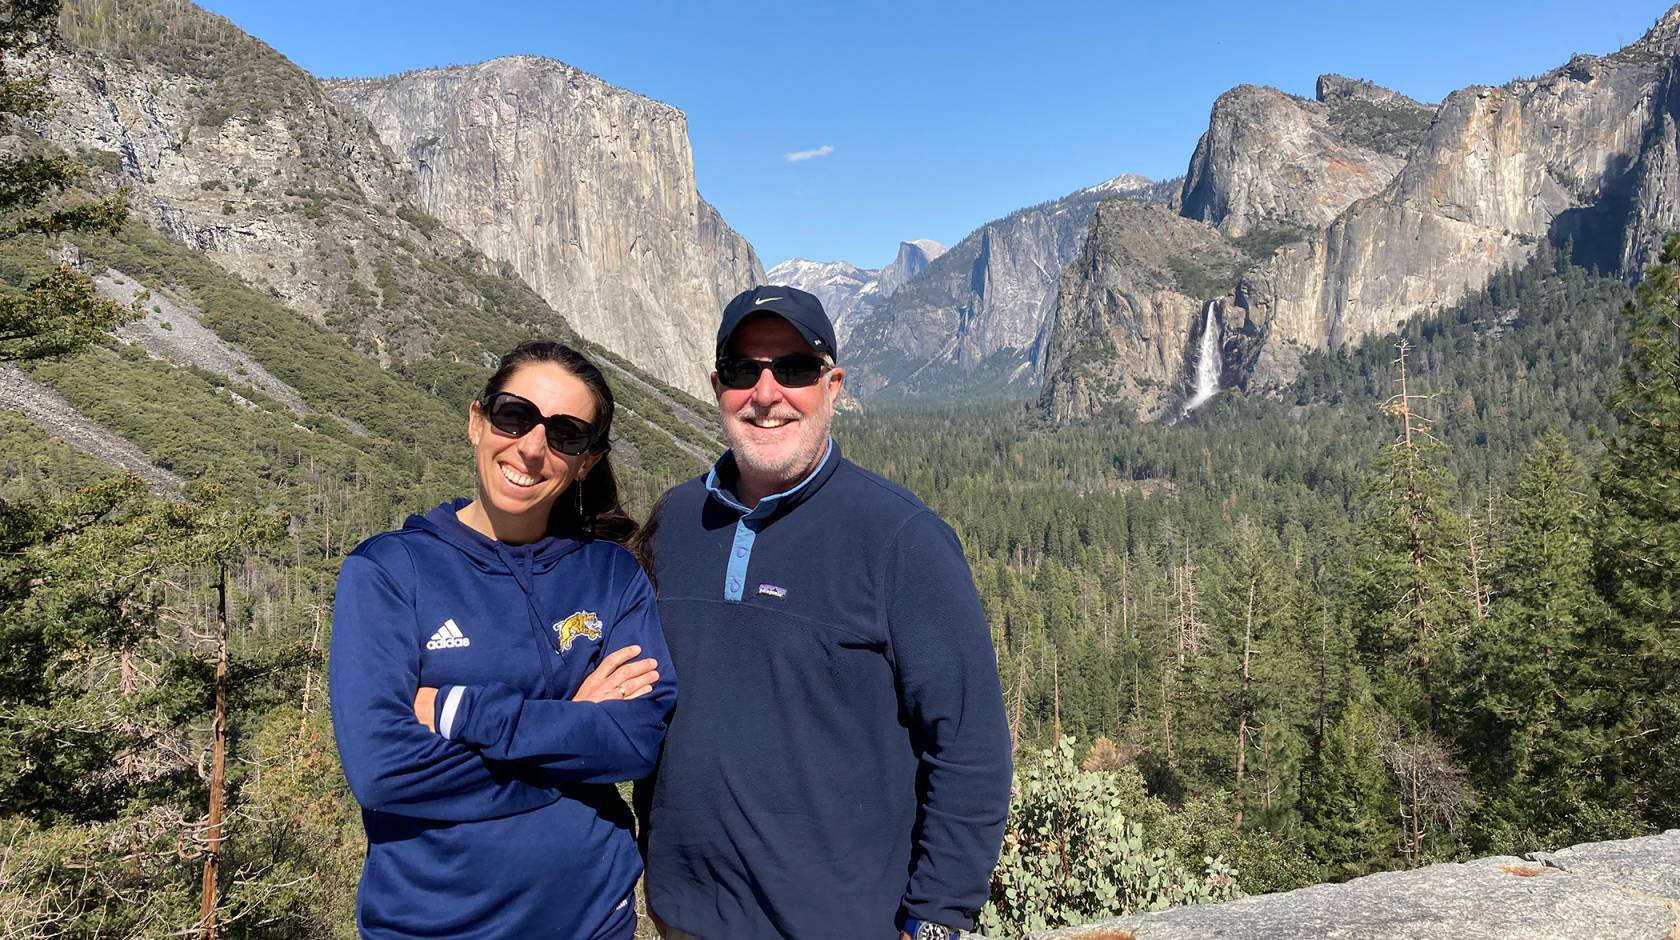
[1005,830,1680,940]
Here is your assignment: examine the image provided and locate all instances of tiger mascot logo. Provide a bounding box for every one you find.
[553,611,603,653]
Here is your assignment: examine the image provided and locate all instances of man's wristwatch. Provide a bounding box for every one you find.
[903,917,958,940]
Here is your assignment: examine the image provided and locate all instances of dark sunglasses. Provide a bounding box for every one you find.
[714,354,831,390]
[482,391,600,456]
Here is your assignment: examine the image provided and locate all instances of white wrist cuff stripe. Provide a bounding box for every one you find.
[438,685,465,739]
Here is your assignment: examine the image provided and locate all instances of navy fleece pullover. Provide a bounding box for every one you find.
[640,442,1011,939]
[329,501,675,940]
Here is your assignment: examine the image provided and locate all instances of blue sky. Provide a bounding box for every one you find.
[201,0,1667,270]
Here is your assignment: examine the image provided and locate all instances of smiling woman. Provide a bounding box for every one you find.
[459,343,637,544]
[327,340,677,940]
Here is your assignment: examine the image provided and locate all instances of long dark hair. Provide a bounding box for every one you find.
[622,491,667,586]
[478,341,638,546]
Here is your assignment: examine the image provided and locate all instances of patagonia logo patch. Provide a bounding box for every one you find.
[757,583,788,599]
[553,611,603,652]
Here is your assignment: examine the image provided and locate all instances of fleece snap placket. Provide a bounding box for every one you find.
[704,440,833,604]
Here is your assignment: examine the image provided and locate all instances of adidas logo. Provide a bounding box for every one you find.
[426,618,471,650]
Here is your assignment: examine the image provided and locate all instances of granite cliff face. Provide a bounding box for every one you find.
[875,238,947,298]
[326,57,764,398]
[847,178,1177,398]
[1039,202,1247,422]
[1042,75,1432,420]
[1046,7,1680,420]
[1177,78,1433,238]
[1230,15,1680,393]
[39,1,534,364]
[21,0,719,486]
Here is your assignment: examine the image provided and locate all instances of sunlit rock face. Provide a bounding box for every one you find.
[1039,201,1245,423]
[1043,8,1680,419]
[1027,830,1680,940]
[874,239,947,299]
[1178,76,1433,239]
[831,175,1179,400]
[1236,13,1680,393]
[40,8,511,363]
[328,56,764,397]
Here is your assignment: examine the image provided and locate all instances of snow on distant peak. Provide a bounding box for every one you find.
[767,258,870,282]
[1083,173,1157,196]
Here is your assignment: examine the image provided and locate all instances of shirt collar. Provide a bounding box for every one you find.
[706,438,839,521]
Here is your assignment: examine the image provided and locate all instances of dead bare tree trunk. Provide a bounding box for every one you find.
[1377,719,1477,868]
[1392,341,1437,729]
[1235,581,1256,830]
[1120,556,1131,642]
[1260,709,1282,810]
[1009,652,1028,753]
[1051,652,1062,742]
[1160,655,1175,767]
[297,605,323,744]
[199,563,229,940]
[1133,656,1143,727]
[1409,763,1424,863]
[1173,545,1201,667]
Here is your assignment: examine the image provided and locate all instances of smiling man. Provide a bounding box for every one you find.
[636,286,1012,940]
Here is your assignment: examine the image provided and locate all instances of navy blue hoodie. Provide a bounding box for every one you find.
[329,500,675,940]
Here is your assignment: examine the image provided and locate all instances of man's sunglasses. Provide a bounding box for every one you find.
[481,392,600,456]
[714,354,830,390]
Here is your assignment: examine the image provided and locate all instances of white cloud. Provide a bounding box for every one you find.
[784,144,834,163]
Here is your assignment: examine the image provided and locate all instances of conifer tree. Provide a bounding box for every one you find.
[1,482,284,937]
[1596,233,1680,826]
[1249,705,1307,835]
[177,495,284,939]
[1298,695,1398,879]
[1347,342,1473,731]
[0,481,208,935]
[1469,432,1607,844]
[1180,518,1313,827]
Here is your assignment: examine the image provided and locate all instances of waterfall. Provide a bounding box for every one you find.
[1184,302,1221,413]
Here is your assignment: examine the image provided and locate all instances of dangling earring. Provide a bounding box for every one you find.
[576,475,594,539]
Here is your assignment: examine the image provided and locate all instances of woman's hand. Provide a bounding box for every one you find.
[414,687,438,732]
[572,644,660,703]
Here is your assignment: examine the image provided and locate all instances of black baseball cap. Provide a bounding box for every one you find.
[715,286,838,361]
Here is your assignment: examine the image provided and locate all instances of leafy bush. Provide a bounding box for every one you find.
[980,737,1241,935]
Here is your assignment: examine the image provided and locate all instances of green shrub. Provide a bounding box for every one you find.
[980,737,1241,935]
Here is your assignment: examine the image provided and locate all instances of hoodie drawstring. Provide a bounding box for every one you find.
[492,541,559,689]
